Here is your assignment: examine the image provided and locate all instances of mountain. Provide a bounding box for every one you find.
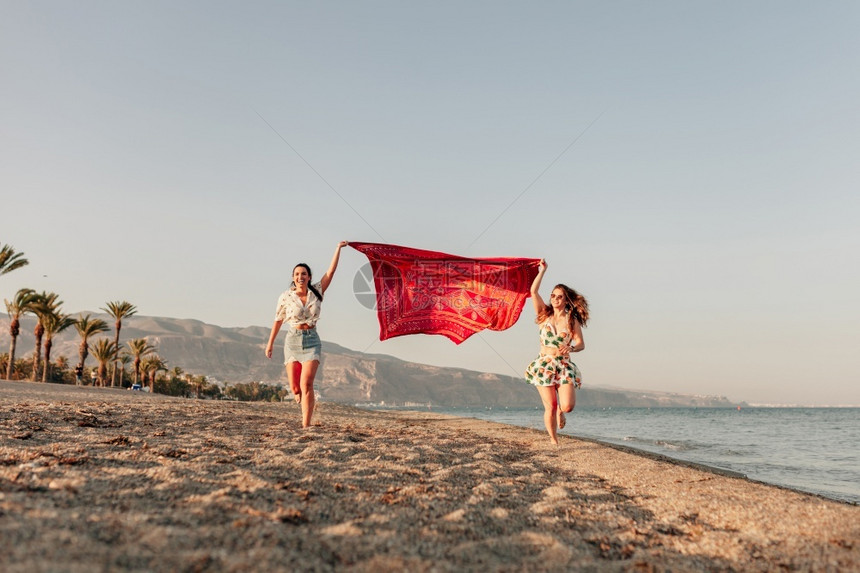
[0,315,742,408]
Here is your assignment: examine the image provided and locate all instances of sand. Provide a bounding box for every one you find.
[1,380,858,572]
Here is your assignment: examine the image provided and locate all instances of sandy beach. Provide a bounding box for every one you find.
[1,380,858,572]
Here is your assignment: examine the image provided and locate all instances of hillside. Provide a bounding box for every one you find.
[1,315,742,408]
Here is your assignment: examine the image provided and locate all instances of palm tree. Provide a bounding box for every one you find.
[117,353,132,387]
[0,244,29,277]
[192,374,208,399]
[90,338,118,387]
[30,291,61,382]
[42,312,77,383]
[141,354,167,391]
[101,301,137,387]
[126,338,155,386]
[4,288,37,380]
[74,314,109,378]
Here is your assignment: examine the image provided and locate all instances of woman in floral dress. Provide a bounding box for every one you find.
[525,259,590,445]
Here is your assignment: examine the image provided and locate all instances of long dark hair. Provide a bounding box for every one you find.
[292,263,323,301]
[536,283,589,330]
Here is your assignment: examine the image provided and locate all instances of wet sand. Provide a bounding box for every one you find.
[1,380,858,572]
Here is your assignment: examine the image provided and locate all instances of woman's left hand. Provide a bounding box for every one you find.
[338,241,348,248]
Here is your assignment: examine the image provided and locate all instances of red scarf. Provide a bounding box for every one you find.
[350,242,540,344]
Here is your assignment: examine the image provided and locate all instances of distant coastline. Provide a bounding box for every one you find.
[3,314,744,408]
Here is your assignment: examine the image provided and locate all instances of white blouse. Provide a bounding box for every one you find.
[275,282,323,327]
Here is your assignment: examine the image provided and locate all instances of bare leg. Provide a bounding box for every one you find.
[300,360,320,428]
[557,384,576,430]
[558,384,576,414]
[286,361,302,403]
[536,385,560,445]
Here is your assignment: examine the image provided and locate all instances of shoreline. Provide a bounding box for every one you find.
[2,380,858,571]
[568,433,858,506]
[395,403,860,506]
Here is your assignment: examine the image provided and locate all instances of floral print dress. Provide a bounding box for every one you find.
[524,320,582,388]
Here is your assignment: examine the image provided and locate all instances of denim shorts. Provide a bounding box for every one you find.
[284,326,321,364]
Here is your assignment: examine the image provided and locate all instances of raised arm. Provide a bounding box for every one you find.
[320,241,348,293]
[530,259,548,315]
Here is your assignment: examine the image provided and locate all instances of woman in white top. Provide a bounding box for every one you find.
[524,259,589,445]
[266,241,347,428]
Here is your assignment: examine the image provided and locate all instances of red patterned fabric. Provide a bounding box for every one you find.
[350,242,540,344]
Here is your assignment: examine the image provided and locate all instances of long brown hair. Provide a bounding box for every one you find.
[536,284,589,330]
[292,263,323,301]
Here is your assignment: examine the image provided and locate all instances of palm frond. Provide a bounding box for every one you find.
[31,291,63,321]
[74,314,110,338]
[90,338,118,361]
[101,300,138,320]
[126,338,156,358]
[4,288,37,317]
[0,245,29,276]
[43,313,76,337]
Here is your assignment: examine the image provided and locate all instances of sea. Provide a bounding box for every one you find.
[366,405,860,504]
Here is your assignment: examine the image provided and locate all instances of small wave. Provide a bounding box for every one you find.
[716,448,750,457]
[622,436,698,452]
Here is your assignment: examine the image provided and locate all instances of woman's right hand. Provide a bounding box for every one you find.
[530,259,547,309]
[265,345,273,359]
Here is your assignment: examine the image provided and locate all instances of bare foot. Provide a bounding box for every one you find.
[557,410,566,430]
[294,393,301,404]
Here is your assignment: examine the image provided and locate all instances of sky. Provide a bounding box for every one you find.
[2,1,859,406]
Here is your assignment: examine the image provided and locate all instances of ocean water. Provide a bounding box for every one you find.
[376,406,860,504]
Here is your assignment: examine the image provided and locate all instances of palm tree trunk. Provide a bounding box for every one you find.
[78,342,88,381]
[42,339,53,383]
[6,320,19,380]
[6,338,17,380]
[111,322,121,387]
[31,324,44,382]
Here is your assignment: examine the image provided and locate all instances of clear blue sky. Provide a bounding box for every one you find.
[3,2,859,405]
